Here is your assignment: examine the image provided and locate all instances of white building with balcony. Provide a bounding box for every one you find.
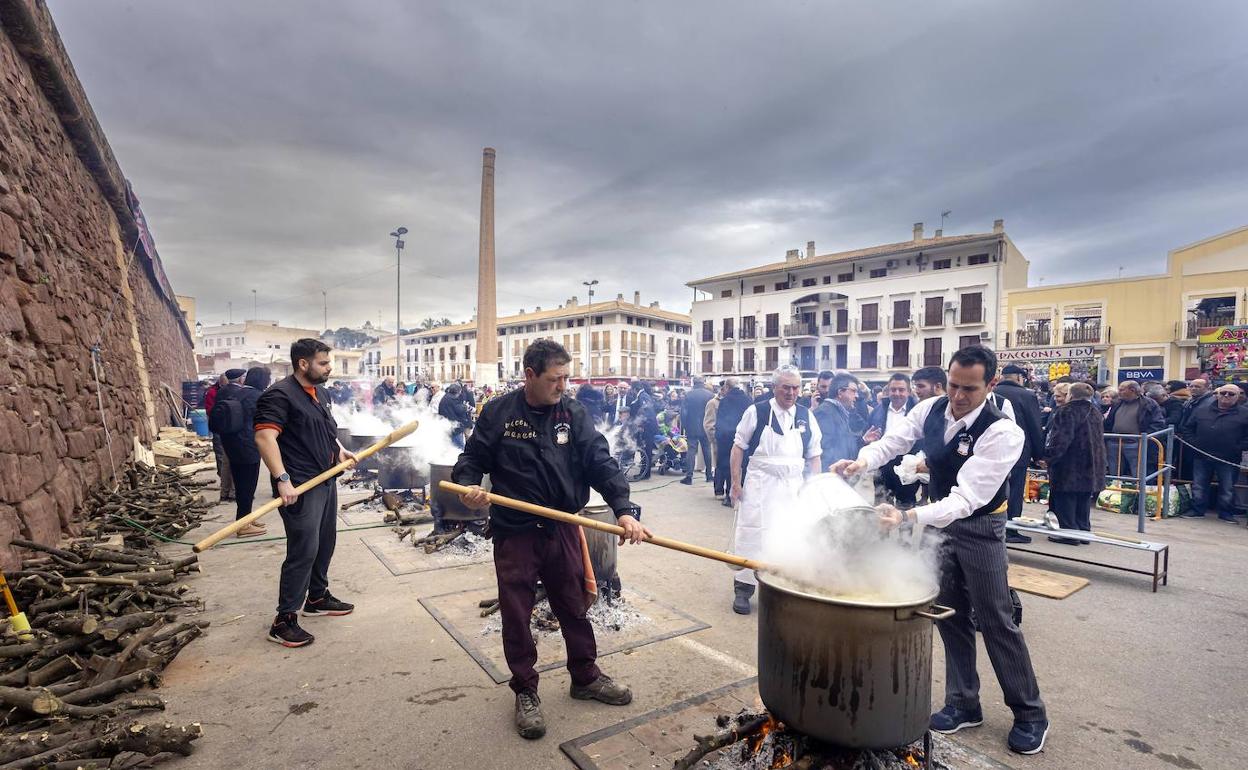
[687,220,1029,381]
[411,293,693,384]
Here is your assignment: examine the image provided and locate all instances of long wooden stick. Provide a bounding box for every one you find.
[193,419,420,552]
[437,481,770,572]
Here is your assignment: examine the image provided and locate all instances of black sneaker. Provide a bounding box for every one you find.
[680,477,693,485]
[267,613,314,648]
[930,704,983,734]
[302,592,355,617]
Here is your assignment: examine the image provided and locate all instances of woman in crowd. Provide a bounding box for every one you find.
[1044,383,1105,544]
[223,366,271,538]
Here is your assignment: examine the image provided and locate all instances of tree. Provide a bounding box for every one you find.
[419,317,452,330]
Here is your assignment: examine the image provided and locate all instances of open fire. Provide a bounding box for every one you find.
[673,710,943,770]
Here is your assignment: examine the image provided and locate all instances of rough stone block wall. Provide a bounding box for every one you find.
[0,8,194,569]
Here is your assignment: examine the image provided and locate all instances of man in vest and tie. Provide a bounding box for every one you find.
[728,365,822,614]
[832,346,1048,756]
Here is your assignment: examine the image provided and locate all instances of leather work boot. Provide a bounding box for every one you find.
[514,690,546,739]
[732,581,755,615]
[570,674,633,705]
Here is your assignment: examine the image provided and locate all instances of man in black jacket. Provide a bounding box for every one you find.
[438,383,474,447]
[994,365,1047,544]
[680,378,714,485]
[869,374,919,506]
[454,340,649,740]
[714,379,751,505]
[255,339,358,649]
[1180,385,1248,521]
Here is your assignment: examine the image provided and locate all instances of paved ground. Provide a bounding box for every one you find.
[159,472,1246,770]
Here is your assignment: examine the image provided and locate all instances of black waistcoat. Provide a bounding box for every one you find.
[921,397,1009,518]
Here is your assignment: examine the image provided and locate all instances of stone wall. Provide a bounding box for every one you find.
[0,0,195,568]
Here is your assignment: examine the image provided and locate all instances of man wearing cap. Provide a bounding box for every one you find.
[993,365,1046,543]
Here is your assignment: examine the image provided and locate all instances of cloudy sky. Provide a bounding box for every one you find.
[50,1,1248,332]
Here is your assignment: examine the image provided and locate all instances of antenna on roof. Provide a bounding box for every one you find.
[940,210,951,231]
[1118,266,1123,279]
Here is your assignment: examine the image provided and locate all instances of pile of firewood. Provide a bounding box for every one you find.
[0,536,206,766]
[79,464,214,547]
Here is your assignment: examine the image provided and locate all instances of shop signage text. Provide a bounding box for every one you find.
[1117,367,1165,383]
[998,346,1096,362]
[1197,325,1248,344]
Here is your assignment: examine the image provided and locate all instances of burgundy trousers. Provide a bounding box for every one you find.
[494,523,601,694]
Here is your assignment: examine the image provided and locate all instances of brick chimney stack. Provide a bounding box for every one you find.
[993,218,1005,234]
[913,222,924,242]
[474,147,498,385]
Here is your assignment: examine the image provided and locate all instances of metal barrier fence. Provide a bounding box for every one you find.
[1102,427,1174,534]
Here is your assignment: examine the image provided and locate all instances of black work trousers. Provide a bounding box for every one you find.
[276,481,338,614]
[494,524,600,694]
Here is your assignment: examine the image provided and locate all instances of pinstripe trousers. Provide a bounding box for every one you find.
[935,513,1046,721]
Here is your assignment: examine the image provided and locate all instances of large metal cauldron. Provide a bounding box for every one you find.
[756,571,953,750]
[376,446,428,490]
[582,493,620,599]
[429,463,487,524]
[350,434,382,471]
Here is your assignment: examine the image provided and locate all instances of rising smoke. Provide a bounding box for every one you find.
[760,474,940,604]
[332,399,461,475]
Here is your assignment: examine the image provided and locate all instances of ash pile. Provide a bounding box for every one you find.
[479,585,651,638]
[0,466,211,768]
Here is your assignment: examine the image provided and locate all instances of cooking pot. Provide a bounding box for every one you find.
[429,462,488,524]
[376,446,428,490]
[582,496,621,600]
[756,570,953,749]
[350,434,383,471]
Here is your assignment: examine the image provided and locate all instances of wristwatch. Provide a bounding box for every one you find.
[615,505,642,521]
[275,472,290,483]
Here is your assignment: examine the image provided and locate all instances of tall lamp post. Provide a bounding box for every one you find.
[582,279,597,379]
[390,227,408,379]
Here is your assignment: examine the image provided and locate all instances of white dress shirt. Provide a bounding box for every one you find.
[857,396,1023,528]
[733,398,823,461]
[884,402,908,435]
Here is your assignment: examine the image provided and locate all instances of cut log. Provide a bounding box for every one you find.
[0,685,62,715]
[44,615,100,637]
[62,669,160,706]
[672,713,772,770]
[27,655,81,688]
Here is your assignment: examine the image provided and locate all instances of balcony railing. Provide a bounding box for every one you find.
[739,328,757,340]
[921,313,944,328]
[763,326,781,339]
[784,323,818,338]
[1014,328,1051,347]
[890,315,912,330]
[1184,314,1240,340]
[820,323,849,336]
[716,330,735,342]
[699,331,714,343]
[957,310,984,325]
[856,318,881,333]
[1062,324,1104,345]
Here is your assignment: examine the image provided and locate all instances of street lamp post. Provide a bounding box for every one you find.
[582,279,598,379]
[251,289,257,322]
[390,227,408,380]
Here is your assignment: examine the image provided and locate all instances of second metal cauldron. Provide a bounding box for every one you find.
[756,571,953,750]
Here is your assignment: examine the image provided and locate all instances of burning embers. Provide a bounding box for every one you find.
[674,710,940,770]
[479,589,652,638]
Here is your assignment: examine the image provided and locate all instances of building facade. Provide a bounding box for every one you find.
[687,221,1028,381]
[412,295,693,384]
[1002,224,1248,383]
[194,319,321,375]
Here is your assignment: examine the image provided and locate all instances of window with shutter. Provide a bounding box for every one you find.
[960,292,983,324]
[923,337,943,367]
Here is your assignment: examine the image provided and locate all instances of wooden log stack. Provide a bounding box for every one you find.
[0,466,211,766]
[79,463,214,547]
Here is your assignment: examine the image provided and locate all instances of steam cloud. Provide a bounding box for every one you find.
[760,474,940,604]
[332,398,462,477]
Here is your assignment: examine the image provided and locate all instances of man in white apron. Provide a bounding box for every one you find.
[728,365,823,614]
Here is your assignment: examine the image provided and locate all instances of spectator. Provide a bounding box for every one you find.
[205,372,235,503]
[1103,381,1166,479]
[1146,383,1184,429]
[813,373,869,471]
[603,385,619,425]
[679,378,714,485]
[1098,387,1117,415]
[1043,383,1105,544]
[1180,384,1248,521]
[994,365,1047,544]
[626,383,659,481]
[714,379,751,506]
[429,382,445,411]
[575,383,607,426]
[868,373,918,507]
[702,382,722,487]
[372,376,397,407]
[439,383,474,448]
[912,366,947,401]
[222,367,272,538]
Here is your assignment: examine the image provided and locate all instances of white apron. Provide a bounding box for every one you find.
[730,412,807,586]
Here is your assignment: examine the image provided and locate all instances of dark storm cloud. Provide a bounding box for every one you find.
[49,0,1248,330]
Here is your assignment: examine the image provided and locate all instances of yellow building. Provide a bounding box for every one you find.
[1001,225,1248,382]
